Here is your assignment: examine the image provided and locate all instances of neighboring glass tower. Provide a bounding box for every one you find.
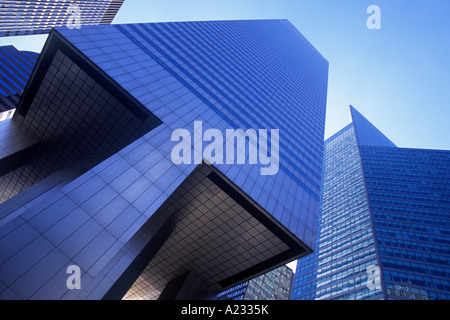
[217,265,294,300]
[0,46,38,121]
[291,106,450,300]
[0,0,125,37]
[360,145,450,300]
[0,20,328,300]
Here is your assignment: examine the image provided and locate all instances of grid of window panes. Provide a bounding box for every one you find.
[290,251,318,299]
[218,265,294,300]
[57,19,329,249]
[0,19,329,300]
[360,146,450,300]
[0,49,157,203]
[292,124,382,300]
[243,266,294,300]
[0,0,124,37]
[0,46,38,114]
[216,281,248,300]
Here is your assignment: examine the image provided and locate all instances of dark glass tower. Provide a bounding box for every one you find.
[0,20,328,300]
[0,46,38,120]
[291,106,450,300]
[0,0,125,37]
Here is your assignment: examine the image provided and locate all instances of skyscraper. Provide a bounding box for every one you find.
[0,46,38,121]
[0,0,125,37]
[291,106,450,300]
[216,265,294,300]
[0,20,328,300]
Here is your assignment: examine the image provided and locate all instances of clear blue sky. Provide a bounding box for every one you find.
[1,0,449,150]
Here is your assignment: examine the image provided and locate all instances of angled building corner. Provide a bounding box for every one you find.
[292,106,450,301]
[0,20,329,300]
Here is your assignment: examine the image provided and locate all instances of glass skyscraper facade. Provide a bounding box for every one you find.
[0,20,328,300]
[291,106,450,300]
[360,146,450,299]
[0,0,124,37]
[217,265,294,300]
[0,45,38,121]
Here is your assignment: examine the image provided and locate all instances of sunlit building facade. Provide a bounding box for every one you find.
[0,0,124,37]
[291,106,450,300]
[0,19,328,300]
